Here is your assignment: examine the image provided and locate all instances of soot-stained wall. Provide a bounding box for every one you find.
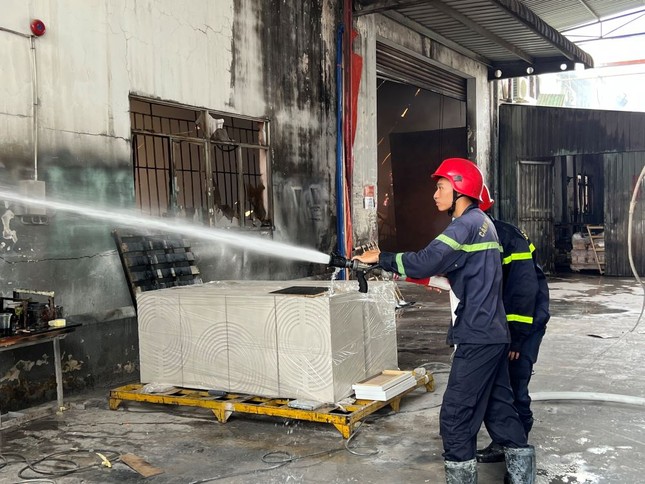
[0,0,341,411]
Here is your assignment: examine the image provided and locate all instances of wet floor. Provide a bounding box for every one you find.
[1,273,644,483]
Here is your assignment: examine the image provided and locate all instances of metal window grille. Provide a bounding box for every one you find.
[129,97,271,229]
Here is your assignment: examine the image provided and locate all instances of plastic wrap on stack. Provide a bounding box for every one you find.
[354,283,398,378]
[137,279,398,403]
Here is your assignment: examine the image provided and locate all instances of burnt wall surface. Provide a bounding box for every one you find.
[499,104,645,276]
[195,0,340,282]
[260,0,338,266]
[1,149,141,412]
[1,0,342,411]
[499,104,645,222]
[1,313,137,412]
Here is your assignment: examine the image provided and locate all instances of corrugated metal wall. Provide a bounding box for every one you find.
[604,152,645,277]
[499,104,645,276]
[517,160,554,272]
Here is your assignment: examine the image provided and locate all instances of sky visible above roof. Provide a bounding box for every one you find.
[562,7,645,65]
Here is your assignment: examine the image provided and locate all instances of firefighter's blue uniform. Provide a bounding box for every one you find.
[493,219,550,434]
[378,204,528,462]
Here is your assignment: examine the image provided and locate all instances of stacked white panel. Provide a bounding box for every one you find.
[137,280,398,403]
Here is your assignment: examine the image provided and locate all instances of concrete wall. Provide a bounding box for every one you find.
[0,1,495,411]
[0,0,341,411]
[352,14,493,242]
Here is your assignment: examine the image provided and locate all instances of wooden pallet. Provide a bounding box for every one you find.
[109,373,434,439]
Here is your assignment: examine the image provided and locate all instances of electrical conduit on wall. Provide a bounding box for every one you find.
[343,0,353,256]
[0,24,40,180]
[335,24,346,275]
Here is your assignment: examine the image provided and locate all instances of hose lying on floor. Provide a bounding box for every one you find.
[532,392,645,407]
[627,163,645,332]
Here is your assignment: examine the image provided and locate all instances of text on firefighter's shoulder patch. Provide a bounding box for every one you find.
[478,220,490,238]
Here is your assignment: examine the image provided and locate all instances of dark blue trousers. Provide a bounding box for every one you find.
[440,343,527,462]
[509,326,546,434]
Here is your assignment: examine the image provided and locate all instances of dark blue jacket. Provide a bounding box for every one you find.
[493,219,550,351]
[379,205,509,346]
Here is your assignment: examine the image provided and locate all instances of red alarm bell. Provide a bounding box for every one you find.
[30,19,46,36]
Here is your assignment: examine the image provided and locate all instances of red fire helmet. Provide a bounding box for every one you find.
[431,158,484,202]
[480,184,495,212]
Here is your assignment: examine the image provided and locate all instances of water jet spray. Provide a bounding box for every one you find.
[0,189,330,265]
[0,188,376,291]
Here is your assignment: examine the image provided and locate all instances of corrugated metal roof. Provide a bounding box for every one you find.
[536,93,566,106]
[520,0,645,30]
[354,0,595,79]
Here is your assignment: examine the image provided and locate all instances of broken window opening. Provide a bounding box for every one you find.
[129,96,271,230]
[576,173,592,217]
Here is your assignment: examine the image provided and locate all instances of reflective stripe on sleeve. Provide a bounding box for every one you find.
[437,234,501,253]
[507,314,534,324]
[395,253,407,277]
[502,252,533,265]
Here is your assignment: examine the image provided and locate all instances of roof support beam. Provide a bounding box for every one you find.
[489,57,576,80]
[357,0,594,78]
[430,0,534,64]
[492,0,594,67]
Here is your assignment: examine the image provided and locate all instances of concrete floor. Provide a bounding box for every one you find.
[1,274,644,483]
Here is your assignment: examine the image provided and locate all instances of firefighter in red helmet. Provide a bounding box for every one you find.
[477,184,550,467]
[354,158,536,483]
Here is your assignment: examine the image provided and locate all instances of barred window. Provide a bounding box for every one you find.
[129,96,271,230]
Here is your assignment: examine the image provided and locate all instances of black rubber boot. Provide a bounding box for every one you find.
[444,459,477,484]
[476,441,505,463]
[504,445,536,484]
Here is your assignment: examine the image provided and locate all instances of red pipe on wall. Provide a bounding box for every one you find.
[343,0,363,253]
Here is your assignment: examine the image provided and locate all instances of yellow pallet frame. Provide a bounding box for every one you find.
[109,373,434,439]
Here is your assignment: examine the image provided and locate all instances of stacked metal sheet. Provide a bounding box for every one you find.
[352,370,417,401]
[137,280,397,403]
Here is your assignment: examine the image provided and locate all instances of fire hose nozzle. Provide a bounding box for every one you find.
[328,252,352,269]
[328,253,373,271]
[328,253,376,293]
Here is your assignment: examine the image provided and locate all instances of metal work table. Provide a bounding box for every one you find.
[0,325,79,409]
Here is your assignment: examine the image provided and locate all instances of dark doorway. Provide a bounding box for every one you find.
[376,79,467,251]
[389,128,467,251]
